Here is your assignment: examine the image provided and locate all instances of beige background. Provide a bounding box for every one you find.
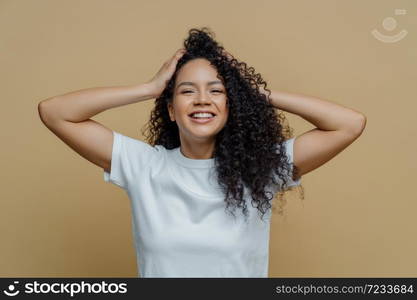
[1,0,416,277]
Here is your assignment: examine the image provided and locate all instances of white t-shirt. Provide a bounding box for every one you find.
[103,131,301,277]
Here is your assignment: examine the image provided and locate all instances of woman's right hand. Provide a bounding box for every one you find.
[146,48,187,98]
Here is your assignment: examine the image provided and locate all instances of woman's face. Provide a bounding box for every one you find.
[168,58,229,144]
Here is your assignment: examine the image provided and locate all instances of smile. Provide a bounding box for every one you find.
[189,115,216,124]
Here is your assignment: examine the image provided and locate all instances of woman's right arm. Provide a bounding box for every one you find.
[38,83,156,123]
[37,48,186,173]
[37,83,156,173]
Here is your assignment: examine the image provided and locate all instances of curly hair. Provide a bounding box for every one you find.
[141,27,304,222]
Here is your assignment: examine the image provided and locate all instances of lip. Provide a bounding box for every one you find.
[189,115,216,124]
[188,111,216,116]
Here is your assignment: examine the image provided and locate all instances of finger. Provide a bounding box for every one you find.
[176,49,186,58]
[171,50,185,62]
[170,52,180,61]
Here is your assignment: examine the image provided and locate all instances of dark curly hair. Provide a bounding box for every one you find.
[141,27,304,222]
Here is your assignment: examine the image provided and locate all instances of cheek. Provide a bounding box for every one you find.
[223,106,229,117]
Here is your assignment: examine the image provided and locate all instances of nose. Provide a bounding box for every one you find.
[193,93,212,106]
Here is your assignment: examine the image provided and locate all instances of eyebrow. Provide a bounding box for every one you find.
[176,80,223,89]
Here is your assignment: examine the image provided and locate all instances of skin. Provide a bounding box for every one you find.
[167,58,229,159]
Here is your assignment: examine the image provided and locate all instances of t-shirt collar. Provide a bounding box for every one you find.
[172,147,215,168]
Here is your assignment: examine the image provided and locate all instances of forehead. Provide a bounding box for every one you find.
[175,58,222,86]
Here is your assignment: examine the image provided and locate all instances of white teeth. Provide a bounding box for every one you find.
[191,112,214,118]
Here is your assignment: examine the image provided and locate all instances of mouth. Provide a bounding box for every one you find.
[188,112,216,124]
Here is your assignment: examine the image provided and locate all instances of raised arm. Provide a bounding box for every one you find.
[261,88,366,177]
[37,48,186,173]
[37,83,156,172]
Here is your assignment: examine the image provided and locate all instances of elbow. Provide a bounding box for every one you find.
[38,101,48,123]
[38,101,46,122]
[38,100,54,125]
[347,113,367,137]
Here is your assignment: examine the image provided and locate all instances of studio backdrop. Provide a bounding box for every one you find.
[1,0,415,277]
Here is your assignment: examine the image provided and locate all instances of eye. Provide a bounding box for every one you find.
[181,90,224,94]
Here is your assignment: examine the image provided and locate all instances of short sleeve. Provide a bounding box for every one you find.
[103,130,159,190]
[282,137,301,187]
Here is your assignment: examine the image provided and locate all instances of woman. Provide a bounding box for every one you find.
[38,27,366,277]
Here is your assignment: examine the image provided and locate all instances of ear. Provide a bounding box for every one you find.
[167,102,175,122]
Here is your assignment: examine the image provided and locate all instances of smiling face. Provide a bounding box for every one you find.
[168,58,229,145]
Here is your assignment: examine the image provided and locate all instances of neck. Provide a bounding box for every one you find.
[179,135,215,159]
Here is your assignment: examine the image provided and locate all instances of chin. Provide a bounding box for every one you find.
[182,130,217,141]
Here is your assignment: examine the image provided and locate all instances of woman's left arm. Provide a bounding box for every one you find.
[261,88,367,177]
